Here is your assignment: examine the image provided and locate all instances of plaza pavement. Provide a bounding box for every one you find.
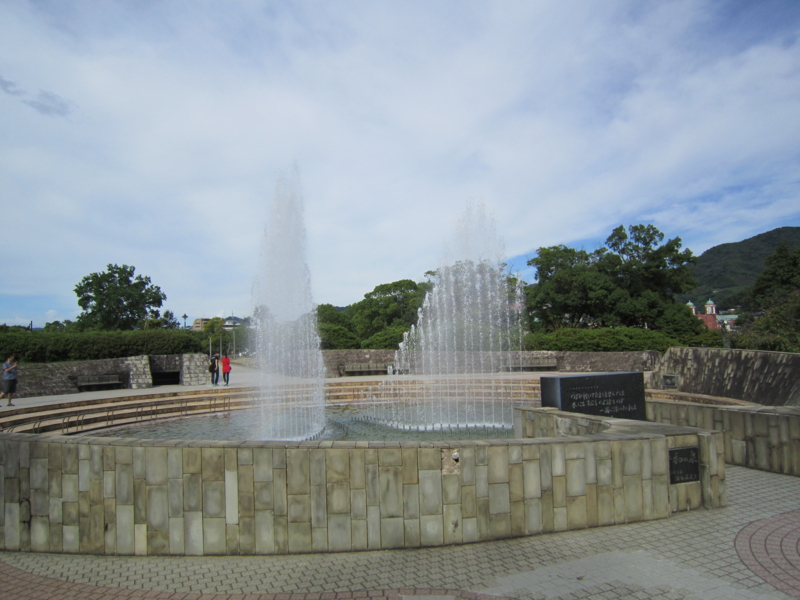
[1,369,799,599]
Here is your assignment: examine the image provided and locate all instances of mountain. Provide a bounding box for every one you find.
[679,226,800,309]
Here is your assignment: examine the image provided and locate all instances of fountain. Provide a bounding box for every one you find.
[365,201,526,431]
[0,187,735,557]
[249,192,524,439]
[253,169,326,440]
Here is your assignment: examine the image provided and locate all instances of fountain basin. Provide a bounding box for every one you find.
[0,376,736,556]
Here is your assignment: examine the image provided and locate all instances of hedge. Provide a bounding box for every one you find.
[0,330,206,363]
[523,327,681,353]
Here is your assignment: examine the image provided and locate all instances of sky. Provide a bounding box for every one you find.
[2,0,800,327]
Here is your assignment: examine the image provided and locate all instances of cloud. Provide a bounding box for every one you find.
[0,74,24,96]
[22,90,71,116]
[0,72,72,117]
[0,0,799,325]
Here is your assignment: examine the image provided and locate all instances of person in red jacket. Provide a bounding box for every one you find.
[221,354,232,386]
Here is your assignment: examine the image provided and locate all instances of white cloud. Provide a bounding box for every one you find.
[0,0,799,322]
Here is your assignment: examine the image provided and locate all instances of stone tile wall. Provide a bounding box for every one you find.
[515,407,726,513]
[647,399,800,477]
[0,413,725,556]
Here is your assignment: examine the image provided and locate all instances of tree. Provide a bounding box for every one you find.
[140,309,181,330]
[346,279,430,345]
[203,317,234,354]
[748,242,800,310]
[360,326,408,350]
[74,264,167,331]
[317,304,353,329]
[315,279,433,350]
[43,319,82,333]
[317,304,359,349]
[318,322,360,349]
[734,291,800,352]
[526,224,700,337]
[525,245,613,330]
[732,242,800,352]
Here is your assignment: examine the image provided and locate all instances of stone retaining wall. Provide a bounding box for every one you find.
[180,354,210,386]
[322,350,660,378]
[652,347,800,407]
[149,355,181,373]
[12,354,208,398]
[322,350,397,377]
[124,355,152,390]
[11,357,145,398]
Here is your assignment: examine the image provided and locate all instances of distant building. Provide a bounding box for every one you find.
[222,317,245,330]
[192,316,247,332]
[717,313,739,331]
[687,300,738,330]
[192,318,211,331]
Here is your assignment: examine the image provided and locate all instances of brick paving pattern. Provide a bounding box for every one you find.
[736,510,800,598]
[1,466,798,600]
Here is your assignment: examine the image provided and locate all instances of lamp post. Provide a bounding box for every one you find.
[182,314,188,330]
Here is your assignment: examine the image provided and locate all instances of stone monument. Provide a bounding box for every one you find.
[540,372,647,421]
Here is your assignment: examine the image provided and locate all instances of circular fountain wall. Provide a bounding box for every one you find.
[0,374,734,557]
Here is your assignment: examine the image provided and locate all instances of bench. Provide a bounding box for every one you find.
[341,363,393,376]
[507,357,559,372]
[74,373,125,391]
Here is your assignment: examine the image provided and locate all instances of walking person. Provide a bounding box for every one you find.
[222,353,232,386]
[209,352,220,386]
[1,354,19,407]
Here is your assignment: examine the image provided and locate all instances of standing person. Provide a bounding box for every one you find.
[209,352,220,386]
[221,353,232,386]
[1,354,18,407]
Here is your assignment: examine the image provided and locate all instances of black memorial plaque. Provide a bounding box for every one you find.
[540,372,647,421]
[669,447,700,484]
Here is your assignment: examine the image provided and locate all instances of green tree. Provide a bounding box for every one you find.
[732,242,800,352]
[525,245,614,330]
[526,224,700,338]
[317,304,359,349]
[318,323,360,349]
[203,317,239,355]
[0,324,32,333]
[734,291,800,352]
[748,242,800,310]
[140,309,180,330]
[42,319,82,333]
[74,264,167,331]
[360,326,408,350]
[317,304,353,329]
[347,279,430,345]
